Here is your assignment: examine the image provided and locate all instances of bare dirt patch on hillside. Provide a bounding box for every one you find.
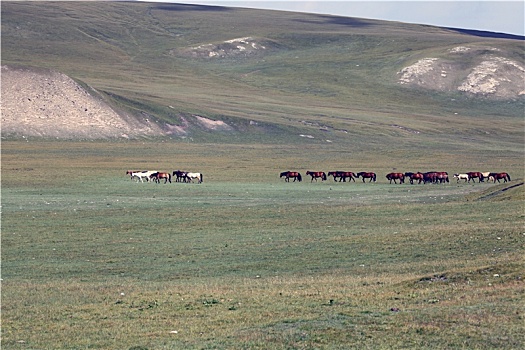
[397,46,525,99]
[175,36,278,59]
[1,66,165,139]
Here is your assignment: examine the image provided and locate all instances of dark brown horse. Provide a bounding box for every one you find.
[280,171,302,182]
[466,172,484,183]
[386,172,405,184]
[150,172,172,184]
[172,170,188,182]
[491,172,511,183]
[423,172,438,184]
[356,172,376,183]
[306,171,327,182]
[328,171,356,182]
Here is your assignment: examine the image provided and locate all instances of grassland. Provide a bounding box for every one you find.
[2,141,524,349]
[2,2,524,348]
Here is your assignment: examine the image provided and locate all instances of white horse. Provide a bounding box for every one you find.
[481,172,492,182]
[186,172,203,183]
[453,173,469,183]
[127,170,158,182]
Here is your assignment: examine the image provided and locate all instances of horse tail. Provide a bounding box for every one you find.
[200,173,203,183]
[322,173,327,181]
[373,173,377,182]
[168,173,172,183]
[297,173,302,182]
[507,173,511,181]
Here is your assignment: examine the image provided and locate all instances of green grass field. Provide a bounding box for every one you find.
[2,141,523,349]
[2,2,524,348]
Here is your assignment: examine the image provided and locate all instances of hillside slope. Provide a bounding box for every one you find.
[1,1,524,145]
[1,66,164,139]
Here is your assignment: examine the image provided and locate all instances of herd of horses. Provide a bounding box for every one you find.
[126,170,203,184]
[126,169,511,185]
[280,170,511,184]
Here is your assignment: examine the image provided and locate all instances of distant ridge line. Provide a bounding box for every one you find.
[446,27,524,40]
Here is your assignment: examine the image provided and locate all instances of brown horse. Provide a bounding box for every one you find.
[466,172,484,183]
[356,172,376,183]
[435,172,449,183]
[280,171,302,182]
[405,172,423,184]
[421,171,449,184]
[306,171,327,182]
[328,171,356,182]
[491,172,511,183]
[386,172,405,184]
[150,172,172,184]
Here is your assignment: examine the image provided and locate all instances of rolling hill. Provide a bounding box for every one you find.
[1,1,524,151]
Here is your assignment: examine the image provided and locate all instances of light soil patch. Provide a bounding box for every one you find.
[194,115,232,130]
[1,65,165,139]
[176,36,275,58]
[397,46,525,99]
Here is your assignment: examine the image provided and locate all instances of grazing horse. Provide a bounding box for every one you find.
[126,170,141,180]
[406,172,424,184]
[150,172,172,184]
[356,172,376,183]
[172,170,188,183]
[423,172,438,184]
[186,172,203,183]
[466,172,484,183]
[280,171,302,182]
[492,172,511,183]
[126,170,157,182]
[481,172,491,181]
[386,172,405,184]
[435,172,449,183]
[453,173,469,183]
[306,171,327,182]
[328,171,356,182]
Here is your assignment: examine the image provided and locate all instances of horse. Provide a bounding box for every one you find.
[186,172,203,183]
[328,171,356,182]
[481,172,492,181]
[386,172,405,184]
[406,172,424,184]
[126,170,141,180]
[306,171,327,182]
[172,170,188,183]
[356,172,376,183]
[466,172,484,183]
[435,172,449,183]
[150,172,172,184]
[423,172,438,184]
[280,171,302,182]
[126,170,157,182]
[453,173,469,183]
[492,172,511,183]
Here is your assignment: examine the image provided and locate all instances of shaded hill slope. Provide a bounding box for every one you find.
[1,1,524,147]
